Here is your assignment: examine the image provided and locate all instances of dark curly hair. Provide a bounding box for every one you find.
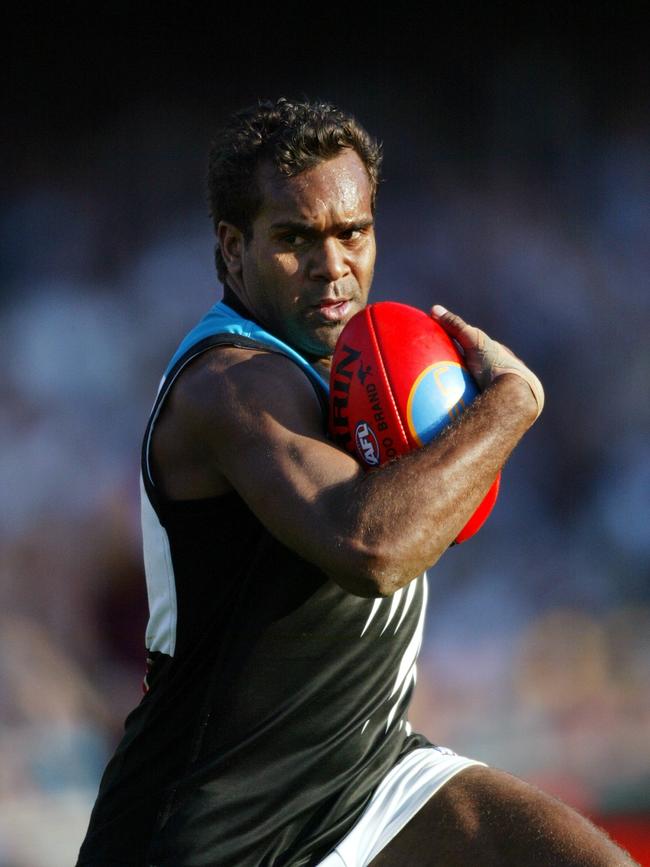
[208,98,382,282]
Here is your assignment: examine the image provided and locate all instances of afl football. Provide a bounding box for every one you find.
[328,301,500,544]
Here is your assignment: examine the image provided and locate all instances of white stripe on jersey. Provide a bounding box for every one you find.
[140,474,178,656]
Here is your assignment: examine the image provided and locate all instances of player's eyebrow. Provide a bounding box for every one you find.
[270,218,374,235]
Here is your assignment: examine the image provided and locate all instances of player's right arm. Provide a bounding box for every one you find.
[150,309,542,597]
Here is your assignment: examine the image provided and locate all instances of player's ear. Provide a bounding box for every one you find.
[218,221,245,283]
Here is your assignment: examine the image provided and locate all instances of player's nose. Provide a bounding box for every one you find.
[308,238,350,283]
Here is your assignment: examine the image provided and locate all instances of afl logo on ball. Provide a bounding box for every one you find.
[355,422,380,466]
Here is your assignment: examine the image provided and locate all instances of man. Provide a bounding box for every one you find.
[77,99,635,866]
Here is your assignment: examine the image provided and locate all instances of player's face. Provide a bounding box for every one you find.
[236,150,376,364]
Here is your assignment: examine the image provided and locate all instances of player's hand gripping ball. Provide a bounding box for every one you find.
[329,301,500,544]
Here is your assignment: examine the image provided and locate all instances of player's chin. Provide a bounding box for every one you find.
[294,313,351,357]
[308,320,350,356]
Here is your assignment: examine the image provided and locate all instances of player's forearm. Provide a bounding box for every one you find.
[328,374,537,596]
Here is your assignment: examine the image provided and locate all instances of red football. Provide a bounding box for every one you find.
[329,301,500,544]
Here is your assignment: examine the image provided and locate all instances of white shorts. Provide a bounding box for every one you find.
[316,746,485,867]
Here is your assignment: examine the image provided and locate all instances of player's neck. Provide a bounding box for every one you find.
[222,283,259,323]
[222,282,333,375]
[312,357,332,377]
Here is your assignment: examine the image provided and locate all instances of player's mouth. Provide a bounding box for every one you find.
[313,298,352,322]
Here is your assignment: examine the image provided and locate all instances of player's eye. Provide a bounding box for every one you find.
[339,228,363,242]
[282,233,308,248]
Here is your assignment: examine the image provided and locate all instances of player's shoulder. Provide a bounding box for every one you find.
[171,344,324,432]
[195,343,303,380]
[178,343,318,401]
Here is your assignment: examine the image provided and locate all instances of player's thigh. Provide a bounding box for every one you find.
[368,764,635,867]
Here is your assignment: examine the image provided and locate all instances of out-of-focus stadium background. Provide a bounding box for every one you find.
[2,10,649,865]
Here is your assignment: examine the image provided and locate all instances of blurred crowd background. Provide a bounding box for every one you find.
[3,10,649,866]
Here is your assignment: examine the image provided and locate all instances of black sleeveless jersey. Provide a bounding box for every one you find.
[77,298,431,867]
